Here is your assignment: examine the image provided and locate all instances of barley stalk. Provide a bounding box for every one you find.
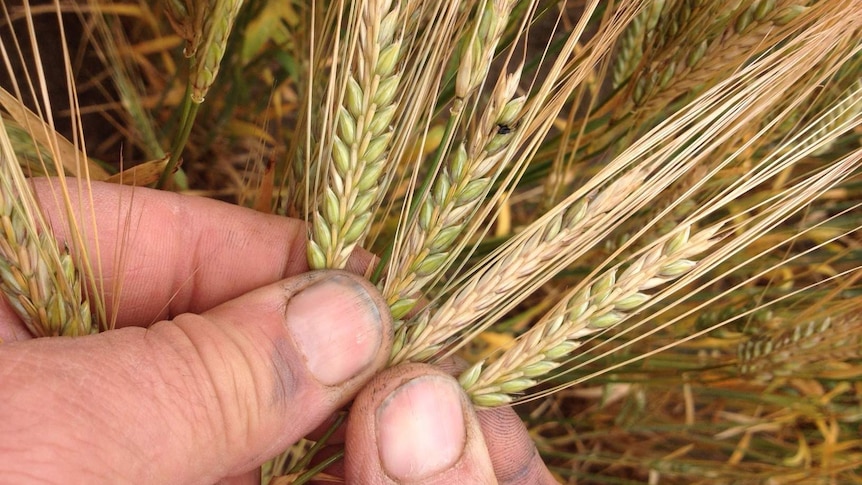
[0,122,93,337]
[460,223,723,407]
[307,0,404,270]
[383,69,526,321]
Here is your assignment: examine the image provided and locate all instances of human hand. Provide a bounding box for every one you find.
[0,181,556,484]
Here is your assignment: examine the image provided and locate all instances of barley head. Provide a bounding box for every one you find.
[0,151,94,337]
[307,0,405,270]
[383,69,526,322]
[456,0,518,99]
[460,223,722,407]
[189,0,245,103]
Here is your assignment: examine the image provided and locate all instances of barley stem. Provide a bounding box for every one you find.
[157,87,198,189]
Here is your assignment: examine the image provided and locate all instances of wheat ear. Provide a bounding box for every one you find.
[410,6,861,363]
[163,0,201,55]
[0,122,93,337]
[307,0,404,269]
[383,70,526,321]
[804,78,862,156]
[465,136,862,407]
[385,0,635,359]
[460,223,723,407]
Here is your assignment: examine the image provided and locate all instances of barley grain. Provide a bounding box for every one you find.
[632,0,808,112]
[456,0,518,100]
[738,315,862,381]
[611,0,666,89]
[391,168,648,363]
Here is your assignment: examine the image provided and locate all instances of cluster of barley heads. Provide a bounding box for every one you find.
[1,0,860,482]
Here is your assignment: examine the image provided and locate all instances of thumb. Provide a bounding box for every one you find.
[0,270,391,484]
[345,364,497,484]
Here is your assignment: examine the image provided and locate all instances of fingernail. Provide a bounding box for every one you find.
[286,275,383,385]
[377,375,466,481]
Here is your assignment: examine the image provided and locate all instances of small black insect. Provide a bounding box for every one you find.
[496,123,513,135]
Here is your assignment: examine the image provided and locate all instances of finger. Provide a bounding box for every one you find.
[301,353,464,446]
[219,470,260,485]
[23,179,375,329]
[409,358,556,483]
[345,364,496,484]
[0,271,391,484]
[476,407,558,484]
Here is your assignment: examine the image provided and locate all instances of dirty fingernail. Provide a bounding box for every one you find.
[377,375,466,480]
[286,275,383,385]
